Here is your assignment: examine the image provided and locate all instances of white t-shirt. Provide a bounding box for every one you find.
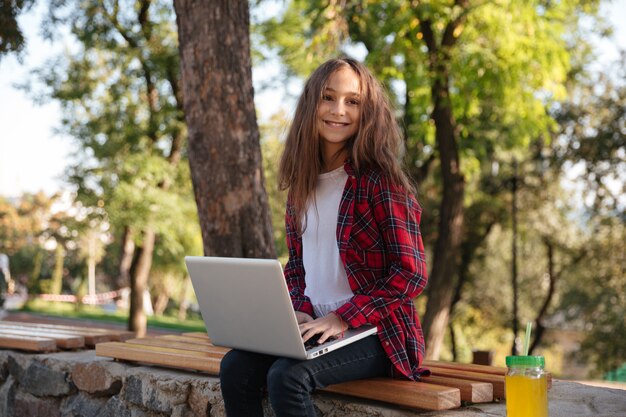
[302,166,354,318]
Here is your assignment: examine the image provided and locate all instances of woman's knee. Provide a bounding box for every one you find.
[267,359,311,396]
[219,350,243,390]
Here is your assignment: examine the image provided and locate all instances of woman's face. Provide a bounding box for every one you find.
[317,67,361,154]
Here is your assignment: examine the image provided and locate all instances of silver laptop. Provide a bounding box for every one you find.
[185,256,377,360]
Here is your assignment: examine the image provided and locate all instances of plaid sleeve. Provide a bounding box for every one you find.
[284,199,314,316]
[335,175,428,328]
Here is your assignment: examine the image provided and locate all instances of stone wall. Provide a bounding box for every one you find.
[1,349,625,417]
[0,349,430,417]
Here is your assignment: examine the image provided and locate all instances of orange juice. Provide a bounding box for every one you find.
[505,355,548,417]
[505,374,548,417]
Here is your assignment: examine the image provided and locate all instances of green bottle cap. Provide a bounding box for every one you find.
[506,355,545,367]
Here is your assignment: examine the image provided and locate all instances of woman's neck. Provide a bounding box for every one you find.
[322,147,347,173]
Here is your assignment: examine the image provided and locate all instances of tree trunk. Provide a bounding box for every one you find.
[416,6,469,361]
[51,244,64,295]
[421,59,465,361]
[529,240,554,355]
[117,226,135,289]
[174,0,275,258]
[178,275,192,321]
[153,292,170,316]
[128,228,156,337]
[87,234,96,298]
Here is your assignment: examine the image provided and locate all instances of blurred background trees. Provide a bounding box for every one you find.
[0,0,623,380]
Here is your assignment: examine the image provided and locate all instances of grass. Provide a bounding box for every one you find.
[20,299,207,333]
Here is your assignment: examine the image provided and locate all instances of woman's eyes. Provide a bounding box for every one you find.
[322,95,360,106]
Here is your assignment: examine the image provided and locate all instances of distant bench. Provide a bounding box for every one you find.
[0,320,134,351]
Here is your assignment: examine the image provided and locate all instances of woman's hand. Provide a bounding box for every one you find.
[299,312,348,344]
[295,311,314,324]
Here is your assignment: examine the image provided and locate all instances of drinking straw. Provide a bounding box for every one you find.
[523,321,532,356]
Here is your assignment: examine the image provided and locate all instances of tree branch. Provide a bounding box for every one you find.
[441,0,470,48]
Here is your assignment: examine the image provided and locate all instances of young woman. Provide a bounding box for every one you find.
[219,57,428,417]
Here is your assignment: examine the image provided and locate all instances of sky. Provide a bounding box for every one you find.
[0,1,625,199]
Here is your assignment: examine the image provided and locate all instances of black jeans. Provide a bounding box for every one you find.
[219,335,392,417]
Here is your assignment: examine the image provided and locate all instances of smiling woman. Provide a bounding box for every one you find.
[317,67,362,171]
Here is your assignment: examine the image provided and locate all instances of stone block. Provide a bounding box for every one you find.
[61,391,109,417]
[0,351,10,384]
[0,375,16,416]
[171,403,196,417]
[20,359,75,397]
[188,379,222,417]
[95,395,131,417]
[6,353,29,382]
[14,389,61,417]
[72,360,125,396]
[123,368,190,414]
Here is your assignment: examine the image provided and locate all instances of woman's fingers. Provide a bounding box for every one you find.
[299,313,345,343]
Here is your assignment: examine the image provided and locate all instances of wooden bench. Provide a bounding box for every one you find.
[95,332,508,411]
[0,321,135,351]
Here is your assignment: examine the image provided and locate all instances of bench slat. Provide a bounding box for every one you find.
[159,334,216,346]
[96,342,222,374]
[427,366,505,399]
[0,334,57,352]
[125,337,230,354]
[0,321,134,343]
[0,327,84,349]
[423,359,506,375]
[181,332,211,340]
[124,338,228,357]
[421,375,493,403]
[323,378,461,410]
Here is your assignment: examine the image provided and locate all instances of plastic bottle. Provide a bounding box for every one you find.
[505,355,548,417]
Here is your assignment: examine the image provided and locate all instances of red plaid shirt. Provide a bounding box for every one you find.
[284,160,428,380]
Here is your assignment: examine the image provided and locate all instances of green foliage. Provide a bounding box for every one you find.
[32,0,201,293]
[552,52,626,216]
[257,0,348,77]
[253,0,622,376]
[559,215,625,377]
[260,111,290,262]
[0,0,35,59]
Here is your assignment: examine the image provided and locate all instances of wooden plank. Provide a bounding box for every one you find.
[0,328,84,349]
[421,375,493,403]
[0,334,57,352]
[322,378,460,411]
[0,321,105,345]
[427,366,506,399]
[125,337,229,356]
[423,360,506,376]
[159,334,218,346]
[0,321,135,342]
[181,332,210,340]
[0,323,115,347]
[424,360,553,391]
[96,342,221,374]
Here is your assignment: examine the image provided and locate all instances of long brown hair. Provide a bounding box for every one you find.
[278,57,414,232]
